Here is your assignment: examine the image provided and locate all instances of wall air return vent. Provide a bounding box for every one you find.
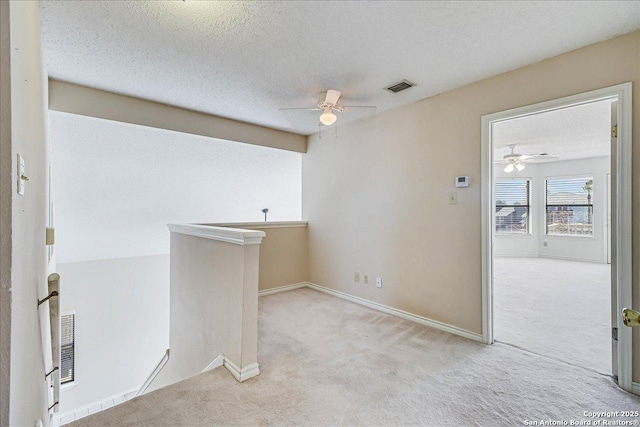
[385,80,416,93]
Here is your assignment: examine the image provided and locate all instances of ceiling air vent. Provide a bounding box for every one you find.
[385,79,416,93]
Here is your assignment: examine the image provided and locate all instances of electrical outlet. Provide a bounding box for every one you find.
[376,277,382,288]
[364,275,369,285]
[354,272,360,283]
[448,192,457,205]
[543,241,548,247]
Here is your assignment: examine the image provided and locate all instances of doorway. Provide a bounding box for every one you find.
[480,83,633,392]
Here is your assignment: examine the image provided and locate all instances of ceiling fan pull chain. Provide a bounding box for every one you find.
[335,124,338,139]
[318,122,322,140]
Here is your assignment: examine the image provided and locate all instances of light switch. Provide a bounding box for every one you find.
[449,192,457,205]
[17,154,26,195]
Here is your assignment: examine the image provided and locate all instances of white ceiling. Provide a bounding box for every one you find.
[39,1,640,136]
[493,99,612,162]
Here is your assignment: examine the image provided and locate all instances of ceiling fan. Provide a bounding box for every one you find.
[496,144,558,173]
[280,90,377,126]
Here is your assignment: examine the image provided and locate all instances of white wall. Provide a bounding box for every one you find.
[0,3,12,424]
[494,156,610,263]
[51,111,302,412]
[57,255,169,411]
[51,111,302,264]
[5,2,53,426]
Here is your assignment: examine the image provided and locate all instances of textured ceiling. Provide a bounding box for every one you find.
[40,1,640,136]
[493,99,612,162]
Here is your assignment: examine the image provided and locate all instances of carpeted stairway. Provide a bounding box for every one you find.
[70,287,640,426]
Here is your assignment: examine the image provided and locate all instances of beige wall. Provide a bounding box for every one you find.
[151,231,260,391]
[49,80,307,154]
[302,31,640,379]
[6,1,53,425]
[211,223,309,291]
[257,226,308,291]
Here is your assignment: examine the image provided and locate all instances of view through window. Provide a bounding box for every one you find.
[61,313,75,384]
[495,179,530,234]
[545,176,594,236]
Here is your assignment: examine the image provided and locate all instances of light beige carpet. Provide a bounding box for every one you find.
[72,288,639,426]
[494,257,611,374]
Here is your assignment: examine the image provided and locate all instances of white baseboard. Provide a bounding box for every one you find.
[201,353,260,383]
[223,358,260,382]
[258,282,307,296]
[632,382,640,396]
[51,387,138,426]
[301,282,483,343]
[493,254,539,258]
[538,254,605,264]
[136,348,170,397]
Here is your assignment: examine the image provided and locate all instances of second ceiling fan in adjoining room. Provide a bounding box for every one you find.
[496,144,558,173]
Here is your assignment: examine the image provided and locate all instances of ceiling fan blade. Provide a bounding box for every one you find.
[522,156,559,163]
[324,90,342,106]
[342,105,378,109]
[279,107,322,111]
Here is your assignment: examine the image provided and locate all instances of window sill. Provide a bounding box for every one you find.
[60,382,76,392]
[495,233,532,238]
[544,234,594,239]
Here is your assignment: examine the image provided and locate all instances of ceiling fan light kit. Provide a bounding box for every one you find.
[319,111,337,126]
[280,89,377,129]
[503,159,525,173]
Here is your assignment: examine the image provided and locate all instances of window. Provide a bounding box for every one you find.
[545,176,593,236]
[60,313,75,384]
[495,179,530,234]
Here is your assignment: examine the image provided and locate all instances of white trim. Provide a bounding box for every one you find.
[51,387,137,426]
[135,348,170,398]
[205,221,308,229]
[223,359,260,382]
[481,83,633,391]
[632,382,640,396]
[200,354,260,382]
[258,282,307,296]
[481,114,493,345]
[202,354,224,373]
[305,282,483,342]
[167,223,265,245]
[615,83,633,393]
[537,254,605,264]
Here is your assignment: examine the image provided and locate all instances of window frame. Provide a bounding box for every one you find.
[495,178,531,235]
[544,175,594,237]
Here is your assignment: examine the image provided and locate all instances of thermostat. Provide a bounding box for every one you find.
[455,176,469,188]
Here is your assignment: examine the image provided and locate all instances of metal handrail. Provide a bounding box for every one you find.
[37,290,58,307]
[47,273,61,413]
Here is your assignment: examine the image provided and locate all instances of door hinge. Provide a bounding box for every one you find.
[612,327,618,341]
[611,124,618,138]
